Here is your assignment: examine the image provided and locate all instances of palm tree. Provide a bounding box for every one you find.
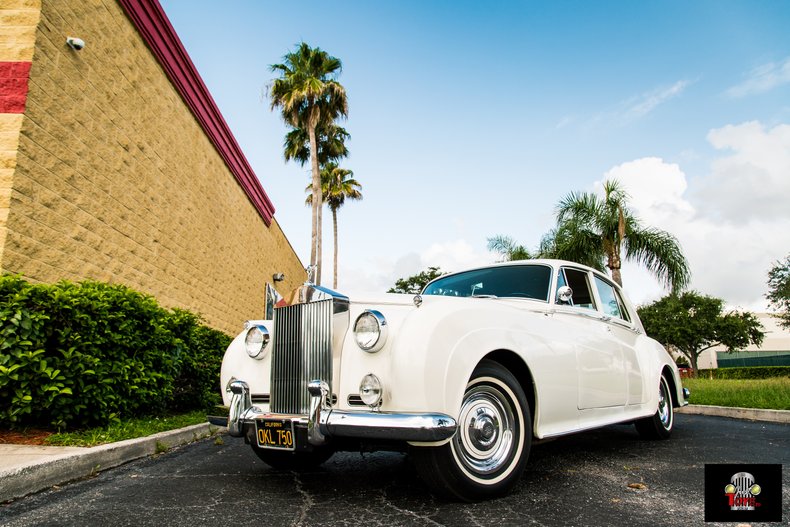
[543,179,690,291]
[270,42,348,285]
[487,235,533,261]
[284,122,350,167]
[305,163,362,288]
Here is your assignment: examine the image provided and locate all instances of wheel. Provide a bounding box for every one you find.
[412,359,531,501]
[251,446,335,470]
[635,374,674,440]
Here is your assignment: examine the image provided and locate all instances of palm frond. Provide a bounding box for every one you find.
[624,227,691,292]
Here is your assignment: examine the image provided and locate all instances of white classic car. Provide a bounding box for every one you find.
[214,260,688,501]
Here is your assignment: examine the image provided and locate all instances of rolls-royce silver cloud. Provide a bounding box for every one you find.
[212,260,688,501]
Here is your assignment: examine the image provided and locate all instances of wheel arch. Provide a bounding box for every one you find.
[481,350,536,433]
[661,365,681,408]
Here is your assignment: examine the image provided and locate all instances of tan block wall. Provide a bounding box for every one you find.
[0,0,40,267]
[0,0,40,62]
[1,0,305,335]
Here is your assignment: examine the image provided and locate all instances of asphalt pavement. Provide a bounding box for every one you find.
[1,414,788,527]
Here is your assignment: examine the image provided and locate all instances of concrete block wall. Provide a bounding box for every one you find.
[0,0,305,335]
[0,0,40,267]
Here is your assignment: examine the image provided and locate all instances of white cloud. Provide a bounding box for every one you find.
[582,79,692,130]
[699,122,790,222]
[555,116,573,130]
[421,239,493,272]
[623,80,690,120]
[336,239,494,297]
[725,56,790,98]
[600,157,695,227]
[599,124,790,309]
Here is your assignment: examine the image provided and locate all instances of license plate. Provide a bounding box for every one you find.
[255,418,295,451]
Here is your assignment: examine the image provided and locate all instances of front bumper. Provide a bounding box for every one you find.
[222,380,457,446]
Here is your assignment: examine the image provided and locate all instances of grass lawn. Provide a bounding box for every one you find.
[43,410,210,447]
[682,377,790,410]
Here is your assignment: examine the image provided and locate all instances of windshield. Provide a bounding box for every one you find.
[422,265,552,301]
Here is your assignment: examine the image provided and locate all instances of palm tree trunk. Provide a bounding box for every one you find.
[607,243,623,287]
[332,207,339,289]
[308,123,322,285]
[611,267,622,287]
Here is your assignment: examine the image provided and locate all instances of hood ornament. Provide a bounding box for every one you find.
[413,294,423,307]
[305,265,318,285]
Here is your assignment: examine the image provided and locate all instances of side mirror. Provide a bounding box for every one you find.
[557,286,573,304]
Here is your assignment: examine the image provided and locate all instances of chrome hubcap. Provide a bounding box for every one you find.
[453,384,515,475]
[657,379,672,430]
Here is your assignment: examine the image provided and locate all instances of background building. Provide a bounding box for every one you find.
[0,0,304,335]
[697,313,790,369]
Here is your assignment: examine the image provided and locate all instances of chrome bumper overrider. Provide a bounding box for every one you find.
[226,380,457,445]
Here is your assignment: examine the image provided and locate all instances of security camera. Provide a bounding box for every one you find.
[272,273,285,282]
[66,37,85,51]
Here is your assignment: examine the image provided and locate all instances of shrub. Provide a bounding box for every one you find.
[0,276,230,429]
[696,366,790,380]
[168,309,229,412]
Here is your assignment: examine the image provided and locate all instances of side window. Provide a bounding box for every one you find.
[560,268,596,309]
[614,288,631,322]
[593,275,624,320]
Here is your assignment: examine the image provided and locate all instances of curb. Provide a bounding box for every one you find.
[0,422,225,503]
[676,405,790,424]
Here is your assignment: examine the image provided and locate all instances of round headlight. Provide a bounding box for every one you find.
[359,373,383,407]
[245,325,270,359]
[353,310,387,352]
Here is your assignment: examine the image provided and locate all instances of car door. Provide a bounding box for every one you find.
[591,275,645,405]
[552,267,628,409]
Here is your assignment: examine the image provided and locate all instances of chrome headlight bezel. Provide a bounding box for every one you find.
[359,373,383,408]
[244,324,270,359]
[353,310,388,352]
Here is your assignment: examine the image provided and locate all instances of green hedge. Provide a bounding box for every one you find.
[0,276,231,429]
[697,366,790,380]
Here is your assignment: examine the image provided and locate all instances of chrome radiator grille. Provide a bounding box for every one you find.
[270,299,333,414]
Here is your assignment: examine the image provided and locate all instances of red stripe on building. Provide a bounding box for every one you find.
[118,0,275,226]
[0,62,32,114]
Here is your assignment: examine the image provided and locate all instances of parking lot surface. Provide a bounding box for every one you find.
[1,414,788,526]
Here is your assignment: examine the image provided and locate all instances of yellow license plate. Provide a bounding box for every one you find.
[255,418,295,451]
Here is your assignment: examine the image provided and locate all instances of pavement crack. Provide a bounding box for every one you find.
[291,472,314,527]
[377,489,444,526]
[462,508,487,527]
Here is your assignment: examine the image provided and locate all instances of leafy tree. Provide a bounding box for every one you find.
[487,235,533,261]
[542,179,690,291]
[388,267,445,294]
[766,254,790,329]
[637,291,764,374]
[269,42,348,285]
[305,163,362,289]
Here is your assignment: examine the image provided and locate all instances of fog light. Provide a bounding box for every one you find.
[359,373,383,407]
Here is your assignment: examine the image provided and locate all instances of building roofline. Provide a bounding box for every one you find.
[118,0,275,225]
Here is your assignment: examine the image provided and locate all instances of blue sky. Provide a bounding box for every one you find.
[160,0,790,309]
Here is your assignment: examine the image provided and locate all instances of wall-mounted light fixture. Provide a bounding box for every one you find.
[272,273,285,282]
[66,37,85,51]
